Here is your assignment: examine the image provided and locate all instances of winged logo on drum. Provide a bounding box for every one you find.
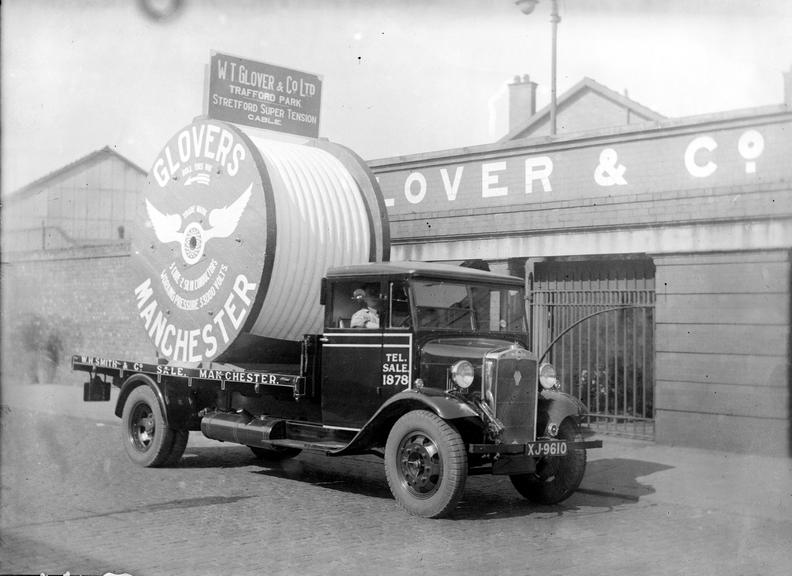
[145,183,252,265]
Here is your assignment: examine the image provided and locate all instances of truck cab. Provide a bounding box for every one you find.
[320,261,531,430]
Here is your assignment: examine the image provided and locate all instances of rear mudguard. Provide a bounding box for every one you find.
[537,389,588,436]
[115,373,194,430]
[329,388,481,456]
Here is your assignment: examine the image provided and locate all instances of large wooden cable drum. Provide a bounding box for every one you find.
[131,118,389,365]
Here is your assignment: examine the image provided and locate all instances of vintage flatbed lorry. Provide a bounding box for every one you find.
[74,117,600,518]
[76,260,601,518]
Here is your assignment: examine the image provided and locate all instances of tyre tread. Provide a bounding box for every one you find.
[384,410,467,519]
[121,385,188,468]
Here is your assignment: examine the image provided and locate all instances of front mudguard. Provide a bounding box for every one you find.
[537,389,588,437]
[329,388,481,456]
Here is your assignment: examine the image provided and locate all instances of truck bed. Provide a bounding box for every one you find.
[72,355,304,391]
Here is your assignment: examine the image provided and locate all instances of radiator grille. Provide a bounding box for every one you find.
[487,347,537,444]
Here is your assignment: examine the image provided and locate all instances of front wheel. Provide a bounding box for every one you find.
[510,418,587,505]
[121,385,188,467]
[384,410,467,518]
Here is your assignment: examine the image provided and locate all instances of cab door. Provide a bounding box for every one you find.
[321,279,386,429]
[321,331,386,428]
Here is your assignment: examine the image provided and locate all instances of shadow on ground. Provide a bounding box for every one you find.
[179,444,392,497]
[179,444,674,520]
[452,457,674,520]
[579,457,674,500]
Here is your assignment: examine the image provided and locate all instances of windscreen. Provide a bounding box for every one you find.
[411,280,527,333]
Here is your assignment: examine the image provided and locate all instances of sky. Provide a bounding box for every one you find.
[3,0,791,193]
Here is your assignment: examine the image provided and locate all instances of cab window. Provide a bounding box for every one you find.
[389,281,411,329]
[411,280,526,333]
[326,280,385,329]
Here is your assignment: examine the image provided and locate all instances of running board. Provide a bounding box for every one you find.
[200,413,351,452]
[264,438,348,452]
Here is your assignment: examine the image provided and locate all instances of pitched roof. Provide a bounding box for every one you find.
[500,76,666,142]
[7,146,146,201]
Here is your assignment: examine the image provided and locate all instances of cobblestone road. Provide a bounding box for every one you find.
[1,406,790,576]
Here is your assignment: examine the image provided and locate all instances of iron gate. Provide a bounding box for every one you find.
[528,258,656,439]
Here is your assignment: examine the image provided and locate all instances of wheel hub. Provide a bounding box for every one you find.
[398,433,441,496]
[130,404,155,452]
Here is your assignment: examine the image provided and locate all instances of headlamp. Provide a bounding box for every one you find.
[538,362,559,390]
[451,360,475,389]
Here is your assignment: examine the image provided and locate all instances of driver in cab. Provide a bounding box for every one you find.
[350,288,381,329]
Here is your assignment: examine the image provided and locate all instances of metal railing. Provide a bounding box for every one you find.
[531,288,655,439]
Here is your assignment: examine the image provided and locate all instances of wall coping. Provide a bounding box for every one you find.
[1,241,131,264]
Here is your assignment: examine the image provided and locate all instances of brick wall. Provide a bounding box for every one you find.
[387,182,788,244]
[1,243,156,386]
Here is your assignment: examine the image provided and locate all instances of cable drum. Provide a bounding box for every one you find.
[131,117,389,365]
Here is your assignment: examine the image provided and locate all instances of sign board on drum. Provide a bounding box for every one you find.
[207,51,322,137]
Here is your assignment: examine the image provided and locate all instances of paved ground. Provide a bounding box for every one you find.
[1,383,791,576]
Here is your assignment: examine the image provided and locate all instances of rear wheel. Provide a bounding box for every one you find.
[510,418,587,505]
[122,385,188,467]
[384,410,467,518]
[248,444,302,461]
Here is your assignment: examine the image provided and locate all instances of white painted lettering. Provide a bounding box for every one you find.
[135,278,154,309]
[224,292,245,330]
[204,124,220,159]
[161,324,176,357]
[227,144,245,176]
[173,329,190,362]
[177,130,191,164]
[149,310,168,346]
[153,158,169,188]
[213,309,231,343]
[165,146,180,177]
[233,274,257,306]
[139,301,156,331]
[440,167,464,201]
[594,149,628,186]
[216,59,229,80]
[482,161,508,198]
[685,135,717,178]
[216,130,234,168]
[404,172,427,204]
[524,156,553,194]
[202,324,218,358]
[738,129,764,174]
[188,329,201,362]
[191,124,206,159]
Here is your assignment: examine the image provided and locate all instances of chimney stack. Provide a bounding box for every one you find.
[508,74,537,133]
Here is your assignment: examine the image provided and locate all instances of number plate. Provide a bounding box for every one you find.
[526,441,568,457]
